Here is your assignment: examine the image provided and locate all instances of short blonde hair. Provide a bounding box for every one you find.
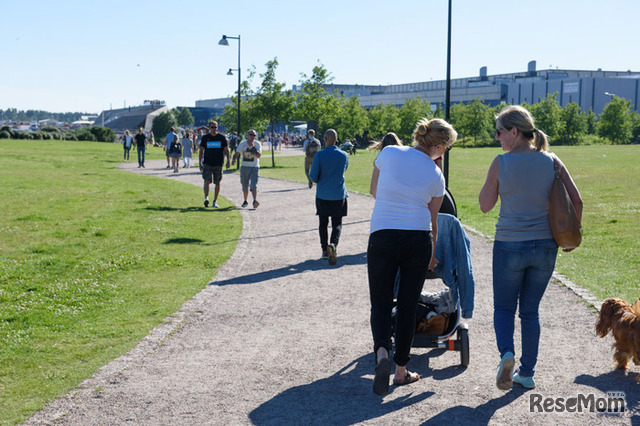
[412,118,457,149]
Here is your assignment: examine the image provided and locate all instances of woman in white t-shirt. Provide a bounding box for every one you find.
[368,120,457,396]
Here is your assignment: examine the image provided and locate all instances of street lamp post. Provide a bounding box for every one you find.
[219,34,241,140]
[444,0,452,187]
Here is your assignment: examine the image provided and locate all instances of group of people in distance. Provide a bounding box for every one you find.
[367,105,582,397]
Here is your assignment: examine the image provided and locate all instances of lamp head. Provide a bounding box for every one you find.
[218,35,229,46]
[227,69,234,76]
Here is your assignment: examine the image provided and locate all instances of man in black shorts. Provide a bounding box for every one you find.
[199,121,230,208]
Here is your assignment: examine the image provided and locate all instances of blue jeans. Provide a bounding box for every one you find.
[493,239,558,377]
[368,229,432,367]
[137,146,145,166]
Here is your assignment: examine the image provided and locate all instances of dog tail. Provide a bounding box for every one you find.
[631,299,640,317]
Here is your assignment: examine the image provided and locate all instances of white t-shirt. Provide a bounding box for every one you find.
[236,140,262,167]
[370,145,445,233]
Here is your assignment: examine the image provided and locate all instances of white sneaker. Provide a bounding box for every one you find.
[213,201,219,208]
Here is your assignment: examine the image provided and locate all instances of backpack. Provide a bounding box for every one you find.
[171,140,182,154]
[306,138,321,156]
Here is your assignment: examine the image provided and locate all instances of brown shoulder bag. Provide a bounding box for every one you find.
[549,155,582,249]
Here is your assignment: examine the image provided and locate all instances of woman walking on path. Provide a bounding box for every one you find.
[368,118,457,396]
[182,131,193,168]
[123,129,133,161]
[169,134,182,173]
[479,105,583,391]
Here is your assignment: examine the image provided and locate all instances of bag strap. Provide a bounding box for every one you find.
[550,153,561,180]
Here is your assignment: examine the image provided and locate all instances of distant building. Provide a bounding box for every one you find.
[95,100,167,133]
[292,61,640,115]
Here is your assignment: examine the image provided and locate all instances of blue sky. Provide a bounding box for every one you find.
[2,0,639,114]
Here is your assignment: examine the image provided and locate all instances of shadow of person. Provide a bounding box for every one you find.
[210,252,368,286]
[574,370,639,421]
[409,350,467,381]
[421,390,526,426]
[249,353,434,425]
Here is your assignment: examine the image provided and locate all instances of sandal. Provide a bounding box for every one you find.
[373,357,392,396]
[393,371,420,386]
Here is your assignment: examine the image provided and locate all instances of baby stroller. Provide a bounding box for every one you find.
[392,189,474,367]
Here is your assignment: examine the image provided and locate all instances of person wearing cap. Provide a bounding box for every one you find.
[199,121,230,208]
[232,129,262,208]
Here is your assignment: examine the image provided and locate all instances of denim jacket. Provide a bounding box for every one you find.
[433,213,475,318]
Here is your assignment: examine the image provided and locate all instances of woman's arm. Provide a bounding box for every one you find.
[370,165,380,198]
[427,196,443,271]
[479,156,500,213]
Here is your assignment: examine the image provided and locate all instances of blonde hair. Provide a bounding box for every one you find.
[495,105,548,152]
[367,132,403,151]
[412,118,457,149]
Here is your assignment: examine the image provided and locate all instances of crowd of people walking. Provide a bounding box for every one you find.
[120,105,583,397]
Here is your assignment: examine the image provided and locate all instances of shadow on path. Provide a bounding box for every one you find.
[210,252,367,286]
[575,370,640,421]
[249,354,434,426]
[421,390,526,426]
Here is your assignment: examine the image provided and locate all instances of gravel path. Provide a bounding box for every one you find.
[26,155,638,425]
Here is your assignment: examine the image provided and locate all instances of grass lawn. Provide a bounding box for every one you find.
[0,140,242,425]
[261,145,640,303]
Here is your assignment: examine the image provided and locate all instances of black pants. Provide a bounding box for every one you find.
[319,215,343,249]
[124,146,130,160]
[367,229,432,367]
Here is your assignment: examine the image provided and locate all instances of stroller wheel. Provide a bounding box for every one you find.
[458,328,469,367]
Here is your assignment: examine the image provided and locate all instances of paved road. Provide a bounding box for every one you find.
[27,158,637,425]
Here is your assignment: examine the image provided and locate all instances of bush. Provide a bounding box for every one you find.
[88,126,116,142]
[0,130,11,139]
[76,129,96,142]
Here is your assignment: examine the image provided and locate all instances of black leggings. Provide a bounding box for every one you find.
[367,229,432,367]
[318,215,343,249]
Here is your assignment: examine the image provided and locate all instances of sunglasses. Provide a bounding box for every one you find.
[248,133,256,136]
[495,127,506,137]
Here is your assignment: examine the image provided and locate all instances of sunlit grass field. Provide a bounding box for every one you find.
[0,140,242,425]
[261,144,640,304]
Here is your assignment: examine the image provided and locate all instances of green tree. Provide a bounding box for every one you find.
[598,96,634,144]
[451,99,493,146]
[330,96,369,142]
[175,107,195,128]
[529,92,563,140]
[397,97,432,143]
[295,63,335,124]
[253,57,295,166]
[151,111,177,140]
[218,66,266,136]
[367,103,401,139]
[433,103,444,119]
[585,107,598,135]
[558,102,587,145]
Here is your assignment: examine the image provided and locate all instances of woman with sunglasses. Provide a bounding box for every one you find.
[479,105,582,390]
[368,118,457,395]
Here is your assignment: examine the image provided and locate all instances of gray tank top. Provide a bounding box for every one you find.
[495,152,555,241]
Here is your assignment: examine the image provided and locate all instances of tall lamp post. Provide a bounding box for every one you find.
[218,34,241,140]
[444,0,452,186]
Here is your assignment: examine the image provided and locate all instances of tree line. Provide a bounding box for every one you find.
[214,60,640,147]
[0,108,90,123]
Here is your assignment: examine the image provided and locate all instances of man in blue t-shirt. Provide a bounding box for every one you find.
[309,129,349,265]
[198,121,230,208]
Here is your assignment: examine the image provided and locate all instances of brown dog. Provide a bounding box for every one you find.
[596,297,640,382]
